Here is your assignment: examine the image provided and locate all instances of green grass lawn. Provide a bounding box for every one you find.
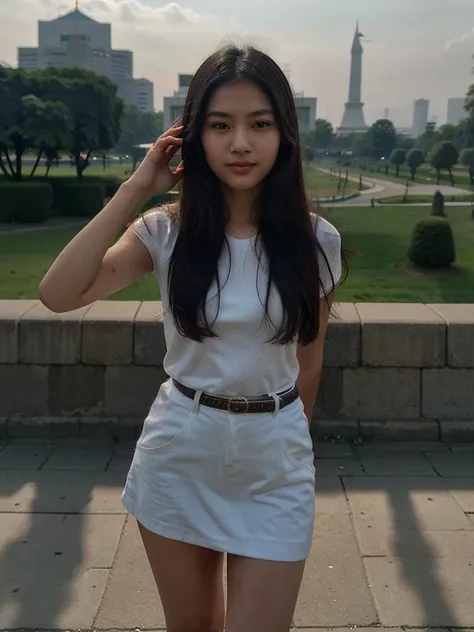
[304,167,360,198]
[2,205,473,303]
[379,194,474,204]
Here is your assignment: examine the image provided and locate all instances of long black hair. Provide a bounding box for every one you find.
[167,44,341,345]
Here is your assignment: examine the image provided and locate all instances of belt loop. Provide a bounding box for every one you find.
[269,392,280,417]
[192,389,203,414]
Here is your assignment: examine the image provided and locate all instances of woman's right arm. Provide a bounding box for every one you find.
[38,182,151,313]
[38,123,184,314]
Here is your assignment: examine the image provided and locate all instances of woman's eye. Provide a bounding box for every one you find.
[254,121,272,129]
[212,122,228,130]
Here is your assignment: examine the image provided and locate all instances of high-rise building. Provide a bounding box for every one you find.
[447,98,467,126]
[338,22,367,135]
[17,4,154,112]
[412,99,429,138]
[164,75,317,133]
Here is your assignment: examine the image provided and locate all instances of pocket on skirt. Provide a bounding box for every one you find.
[137,379,195,453]
[276,399,316,475]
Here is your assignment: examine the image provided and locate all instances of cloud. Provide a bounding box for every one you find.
[445,27,474,50]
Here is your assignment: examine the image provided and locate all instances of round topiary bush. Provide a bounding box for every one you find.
[0,182,53,223]
[59,183,105,217]
[408,218,455,268]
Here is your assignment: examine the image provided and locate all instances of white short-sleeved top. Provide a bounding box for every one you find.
[131,209,342,397]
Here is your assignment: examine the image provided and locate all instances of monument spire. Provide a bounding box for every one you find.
[74,0,79,10]
[338,21,367,135]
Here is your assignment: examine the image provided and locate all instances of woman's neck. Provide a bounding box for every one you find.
[223,185,260,235]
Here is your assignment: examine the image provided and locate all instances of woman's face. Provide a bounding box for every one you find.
[201,80,281,192]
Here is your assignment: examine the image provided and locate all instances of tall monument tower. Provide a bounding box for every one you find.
[338,22,367,135]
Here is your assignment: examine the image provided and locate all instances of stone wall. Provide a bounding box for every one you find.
[1,300,473,441]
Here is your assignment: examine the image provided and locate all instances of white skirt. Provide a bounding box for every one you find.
[122,378,316,562]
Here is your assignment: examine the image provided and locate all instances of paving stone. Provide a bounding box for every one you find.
[134,301,166,365]
[344,477,473,531]
[94,516,166,629]
[107,453,134,472]
[315,477,350,514]
[18,302,90,364]
[358,453,437,476]
[364,556,474,626]
[422,368,474,420]
[0,365,48,416]
[425,453,474,477]
[356,441,450,453]
[315,458,365,477]
[431,303,474,368]
[0,442,56,470]
[294,514,377,628]
[0,417,7,440]
[0,470,127,514]
[0,513,124,629]
[0,300,38,363]
[353,512,474,558]
[313,442,353,458]
[447,442,474,451]
[324,303,361,368]
[104,365,166,416]
[344,368,420,419]
[439,478,474,512]
[359,419,439,441]
[311,419,359,440]
[356,303,446,367]
[41,442,115,471]
[82,301,141,365]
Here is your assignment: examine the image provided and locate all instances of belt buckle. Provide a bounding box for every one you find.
[228,396,249,414]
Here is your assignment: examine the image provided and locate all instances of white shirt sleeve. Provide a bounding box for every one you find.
[313,215,342,297]
[129,209,169,275]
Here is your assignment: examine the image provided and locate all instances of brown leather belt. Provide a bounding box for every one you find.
[172,379,299,414]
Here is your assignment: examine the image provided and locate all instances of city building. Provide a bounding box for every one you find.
[338,22,368,135]
[17,3,154,112]
[163,74,317,133]
[412,99,429,138]
[447,97,467,126]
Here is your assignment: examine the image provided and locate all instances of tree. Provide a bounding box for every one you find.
[313,119,334,151]
[406,149,425,181]
[115,106,163,154]
[37,67,124,179]
[430,141,459,186]
[417,122,438,154]
[352,133,372,158]
[460,148,474,185]
[396,134,416,151]
[369,119,397,160]
[389,148,407,177]
[0,68,72,181]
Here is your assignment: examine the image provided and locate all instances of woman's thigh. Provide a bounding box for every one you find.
[225,553,306,632]
[138,522,225,632]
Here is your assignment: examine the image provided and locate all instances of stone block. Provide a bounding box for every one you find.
[313,368,344,419]
[324,303,360,367]
[134,301,166,365]
[0,365,48,416]
[0,300,37,363]
[356,303,446,367]
[358,419,439,442]
[48,365,105,416]
[431,303,474,368]
[79,417,137,441]
[81,301,141,365]
[344,368,420,419]
[6,416,79,439]
[440,420,474,442]
[104,365,167,416]
[19,302,90,364]
[0,417,6,441]
[422,368,474,420]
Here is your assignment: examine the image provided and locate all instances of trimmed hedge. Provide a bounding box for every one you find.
[408,218,456,268]
[0,182,53,223]
[59,183,105,217]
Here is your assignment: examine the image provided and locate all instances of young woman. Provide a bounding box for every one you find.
[39,45,343,632]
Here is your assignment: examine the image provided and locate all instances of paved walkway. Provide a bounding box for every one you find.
[0,439,473,630]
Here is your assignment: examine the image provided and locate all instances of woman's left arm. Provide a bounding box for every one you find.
[296,294,333,422]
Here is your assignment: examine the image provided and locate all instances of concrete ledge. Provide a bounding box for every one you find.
[0,300,473,441]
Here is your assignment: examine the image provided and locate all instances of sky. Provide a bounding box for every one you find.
[1,0,473,128]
